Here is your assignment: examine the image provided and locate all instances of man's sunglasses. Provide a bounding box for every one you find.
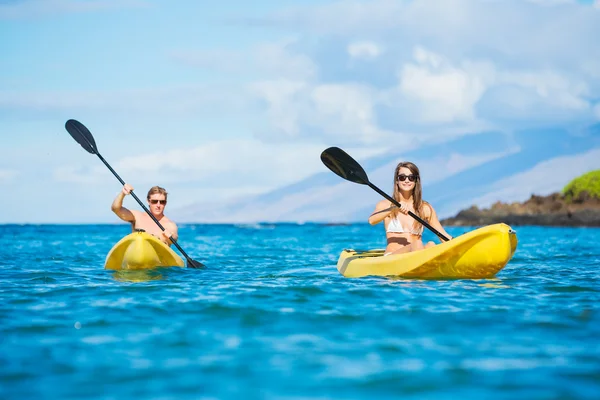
[149,199,167,205]
[397,174,418,182]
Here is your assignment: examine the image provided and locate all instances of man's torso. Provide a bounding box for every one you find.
[131,211,175,244]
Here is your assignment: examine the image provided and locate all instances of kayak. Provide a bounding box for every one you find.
[336,223,518,279]
[104,230,184,270]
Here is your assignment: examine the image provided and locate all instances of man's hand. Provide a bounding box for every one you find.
[122,183,134,195]
[162,230,173,242]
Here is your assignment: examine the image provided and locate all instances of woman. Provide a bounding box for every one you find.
[368,161,452,255]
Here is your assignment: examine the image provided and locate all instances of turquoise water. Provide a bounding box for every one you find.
[1,224,599,399]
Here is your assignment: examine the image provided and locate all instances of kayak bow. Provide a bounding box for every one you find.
[105,231,185,270]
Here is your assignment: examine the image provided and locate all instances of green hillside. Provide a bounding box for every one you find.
[563,170,600,201]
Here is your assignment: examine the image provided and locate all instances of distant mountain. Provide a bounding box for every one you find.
[173,124,600,223]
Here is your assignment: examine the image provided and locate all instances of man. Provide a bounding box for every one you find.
[111,184,178,246]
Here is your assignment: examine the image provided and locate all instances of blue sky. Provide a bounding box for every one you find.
[1,0,599,223]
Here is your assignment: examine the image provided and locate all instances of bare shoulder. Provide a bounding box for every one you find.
[130,210,143,219]
[376,199,392,210]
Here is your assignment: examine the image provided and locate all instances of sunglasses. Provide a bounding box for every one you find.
[397,174,418,182]
[149,199,167,205]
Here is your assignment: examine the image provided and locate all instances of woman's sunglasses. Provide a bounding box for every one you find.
[397,174,418,182]
[149,199,167,205]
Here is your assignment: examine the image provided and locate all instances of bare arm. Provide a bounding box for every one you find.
[368,200,396,225]
[111,184,135,222]
[425,204,453,242]
[161,221,179,244]
[167,221,178,241]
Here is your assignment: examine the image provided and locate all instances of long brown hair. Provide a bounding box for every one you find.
[390,161,427,229]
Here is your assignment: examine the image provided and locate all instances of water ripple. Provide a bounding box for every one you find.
[0,224,599,399]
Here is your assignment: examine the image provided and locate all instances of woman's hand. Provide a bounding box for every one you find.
[397,203,410,215]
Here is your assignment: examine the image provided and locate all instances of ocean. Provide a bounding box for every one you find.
[1,223,599,399]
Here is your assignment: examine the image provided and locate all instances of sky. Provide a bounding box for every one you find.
[1,0,599,224]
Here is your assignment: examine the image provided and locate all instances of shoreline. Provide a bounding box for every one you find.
[440,192,600,227]
[2,221,600,228]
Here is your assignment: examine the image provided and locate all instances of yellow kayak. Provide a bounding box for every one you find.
[105,230,185,270]
[337,223,518,279]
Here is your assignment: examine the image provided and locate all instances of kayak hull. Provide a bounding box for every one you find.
[105,231,185,270]
[337,223,518,279]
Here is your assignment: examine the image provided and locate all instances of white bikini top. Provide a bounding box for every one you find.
[386,216,423,236]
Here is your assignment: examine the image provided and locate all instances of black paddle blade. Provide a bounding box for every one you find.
[65,119,98,154]
[187,259,205,269]
[320,147,369,185]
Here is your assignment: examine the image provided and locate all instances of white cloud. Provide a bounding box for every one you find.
[255,39,318,80]
[309,84,390,143]
[397,47,490,123]
[7,0,600,224]
[245,0,599,139]
[250,79,308,138]
[169,49,244,73]
[251,79,397,144]
[434,149,521,178]
[347,41,383,59]
[476,69,594,124]
[54,139,387,194]
[54,138,389,223]
[5,0,599,146]
[252,0,600,88]
[171,38,317,80]
[386,45,594,126]
[7,0,600,174]
[469,148,600,208]
[413,47,442,67]
[582,61,600,79]
[0,169,18,183]
[0,85,248,116]
[499,70,589,111]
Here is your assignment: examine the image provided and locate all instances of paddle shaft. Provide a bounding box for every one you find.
[95,152,198,265]
[367,182,450,242]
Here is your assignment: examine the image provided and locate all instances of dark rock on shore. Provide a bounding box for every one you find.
[441,191,600,227]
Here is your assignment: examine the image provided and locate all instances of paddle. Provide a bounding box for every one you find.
[320,146,450,242]
[64,119,205,269]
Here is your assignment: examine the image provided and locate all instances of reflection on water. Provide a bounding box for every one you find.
[386,276,511,289]
[112,269,164,282]
[479,280,510,289]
